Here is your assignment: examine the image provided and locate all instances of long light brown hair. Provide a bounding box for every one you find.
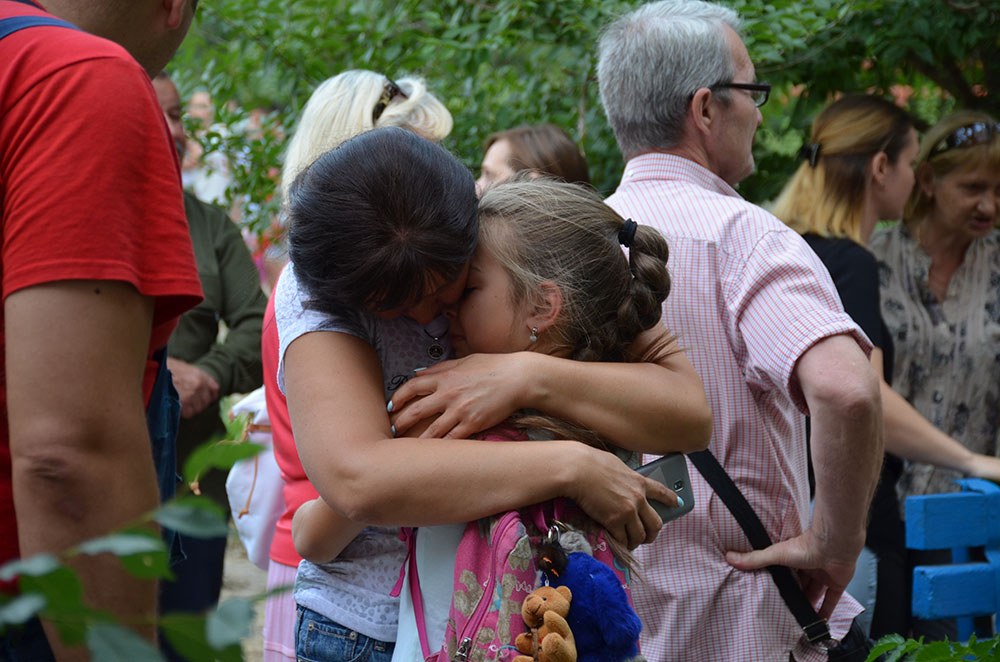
[771,95,914,243]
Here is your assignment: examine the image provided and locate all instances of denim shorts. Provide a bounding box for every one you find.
[295,606,394,662]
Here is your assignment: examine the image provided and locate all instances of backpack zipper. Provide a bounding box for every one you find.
[453,511,522,662]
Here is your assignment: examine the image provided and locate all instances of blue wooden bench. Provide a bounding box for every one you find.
[905,477,1000,639]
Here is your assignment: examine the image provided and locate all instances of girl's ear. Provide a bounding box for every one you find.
[527,281,563,333]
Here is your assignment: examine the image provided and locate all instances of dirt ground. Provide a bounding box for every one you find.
[219,528,268,662]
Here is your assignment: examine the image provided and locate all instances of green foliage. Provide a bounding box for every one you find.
[170,0,997,215]
[86,624,166,662]
[152,496,230,539]
[161,612,243,662]
[0,434,280,660]
[867,633,1000,661]
[205,598,255,650]
[182,439,262,486]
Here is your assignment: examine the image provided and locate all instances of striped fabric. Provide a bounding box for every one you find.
[607,153,867,661]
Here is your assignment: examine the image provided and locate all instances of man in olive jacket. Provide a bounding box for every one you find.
[153,71,268,620]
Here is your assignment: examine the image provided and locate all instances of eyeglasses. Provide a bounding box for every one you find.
[710,81,771,107]
[372,78,408,123]
[929,122,1000,158]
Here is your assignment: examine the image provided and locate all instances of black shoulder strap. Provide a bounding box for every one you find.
[687,449,832,644]
[0,1,79,40]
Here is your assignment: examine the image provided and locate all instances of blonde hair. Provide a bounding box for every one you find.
[905,110,1000,227]
[771,95,913,243]
[281,70,453,196]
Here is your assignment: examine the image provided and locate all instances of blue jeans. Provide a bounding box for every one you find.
[295,606,394,662]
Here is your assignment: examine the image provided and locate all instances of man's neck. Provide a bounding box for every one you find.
[628,143,727,181]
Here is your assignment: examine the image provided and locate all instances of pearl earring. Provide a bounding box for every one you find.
[529,326,538,343]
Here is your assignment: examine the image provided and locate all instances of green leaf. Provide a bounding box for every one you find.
[153,497,229,539]
[0,593,46,627]
[205,598,254,650]
[161,613,243,662]
[0,553,59,582]
[16,565,97,644]
[118,547,174,581]
[86,623,165,662]
[911,640,955,661]
[75,533,166,558]
[18,566,82,609]
[182,439,263,485]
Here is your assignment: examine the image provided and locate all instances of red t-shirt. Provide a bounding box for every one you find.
[262,284,317,567]
[0,2,204,572]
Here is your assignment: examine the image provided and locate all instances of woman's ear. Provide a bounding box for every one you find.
[870,151,890,188]
[916,162,936,198]
[527,281,563,334]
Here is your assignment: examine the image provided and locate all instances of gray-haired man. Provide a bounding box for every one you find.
[598,2,883,660]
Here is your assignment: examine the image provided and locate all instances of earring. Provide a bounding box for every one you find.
[529,326,538,343]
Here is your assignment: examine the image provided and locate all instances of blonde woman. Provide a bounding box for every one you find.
[869,111,1000,640]
[260,71,452,662]
[774,96,1000,638]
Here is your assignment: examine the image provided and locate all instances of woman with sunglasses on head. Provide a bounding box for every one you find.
[774,97,1000,640]
[869,111,1000,641]
[259,71,452,662]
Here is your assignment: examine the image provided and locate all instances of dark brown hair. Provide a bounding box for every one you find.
[287,127,477,316]
[484,124,590,185]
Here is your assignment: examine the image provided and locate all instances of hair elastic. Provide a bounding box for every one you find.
[618,219,638,248]
[372,78,408,124]
[799,142,821,168]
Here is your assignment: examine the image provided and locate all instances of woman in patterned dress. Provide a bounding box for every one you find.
[869,110,1000,640]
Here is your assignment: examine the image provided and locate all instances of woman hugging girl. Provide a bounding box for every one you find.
[279,127,710,662]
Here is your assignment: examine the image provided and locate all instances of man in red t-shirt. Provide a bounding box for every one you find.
[0,0,202,658]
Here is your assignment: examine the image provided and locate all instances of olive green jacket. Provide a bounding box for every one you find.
[169,192,267,502]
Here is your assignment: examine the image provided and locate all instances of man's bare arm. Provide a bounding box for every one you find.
[6,280,159,658]
[728,333,882,618]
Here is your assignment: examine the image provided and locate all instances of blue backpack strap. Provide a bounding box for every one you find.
[0,2,79,40]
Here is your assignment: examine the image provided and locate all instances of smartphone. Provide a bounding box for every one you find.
[636,453,695,523]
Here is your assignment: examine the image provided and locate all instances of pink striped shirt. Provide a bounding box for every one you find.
[607,153,867,661]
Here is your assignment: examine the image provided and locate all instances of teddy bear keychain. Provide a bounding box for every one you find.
[529,524,646,662]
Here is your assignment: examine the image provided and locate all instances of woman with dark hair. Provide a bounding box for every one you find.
[476,123,590,194]
[870,110,1000,640]
[275,127,710,662]
[773,97,1000,638]
[259,72,455,662]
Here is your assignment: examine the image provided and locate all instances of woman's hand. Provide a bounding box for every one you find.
[966,453,1000,484]
[565,444,678,549]
[389,353,534,439]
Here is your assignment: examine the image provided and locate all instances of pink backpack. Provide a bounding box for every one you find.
[398,496,631,662]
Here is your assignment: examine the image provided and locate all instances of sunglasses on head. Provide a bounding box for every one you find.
[929,122,1000,158]
[372,78,408,123]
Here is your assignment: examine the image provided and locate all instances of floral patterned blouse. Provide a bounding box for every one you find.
[869,223,1000,501]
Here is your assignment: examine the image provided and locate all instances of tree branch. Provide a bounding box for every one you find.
[907,52,981,109]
